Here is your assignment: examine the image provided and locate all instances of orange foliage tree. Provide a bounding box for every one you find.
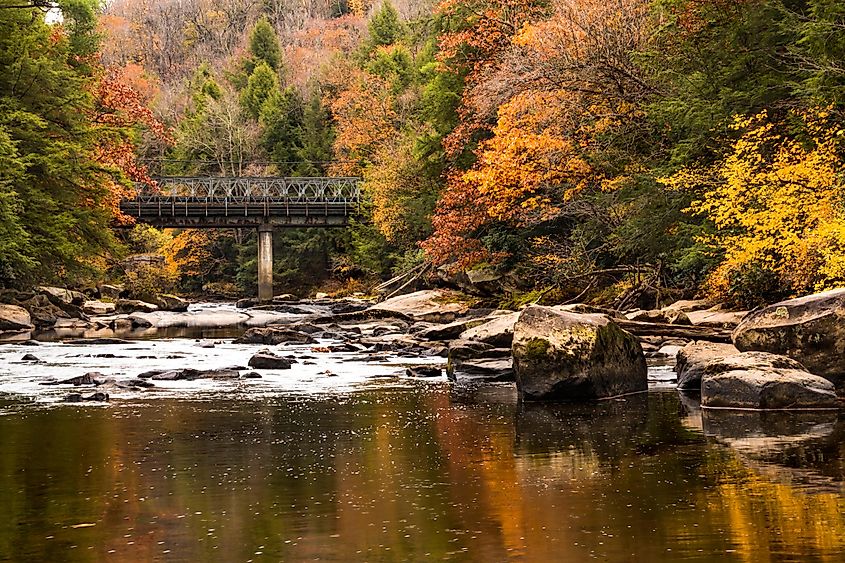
[423,0,652,268]
[90,63,173,222]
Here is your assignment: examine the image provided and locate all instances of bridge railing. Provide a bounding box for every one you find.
[130,176,362,204]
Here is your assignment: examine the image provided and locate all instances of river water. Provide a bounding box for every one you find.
[0,306,843,561]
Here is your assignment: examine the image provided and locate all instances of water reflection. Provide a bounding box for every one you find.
[0,389,842,561]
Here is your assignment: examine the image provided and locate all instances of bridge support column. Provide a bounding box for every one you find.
[258,224,274,302]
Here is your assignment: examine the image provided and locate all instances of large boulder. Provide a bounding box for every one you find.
[19,294,70,328]
[700,352,838,410]
[676,341,739,390]
[36,286,86,306]
[732,288,845,392]
[0,304,33,331]
[370,289,475,323]
[512,306,647,401]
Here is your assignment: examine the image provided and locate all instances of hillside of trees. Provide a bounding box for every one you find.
[2,0,845,307]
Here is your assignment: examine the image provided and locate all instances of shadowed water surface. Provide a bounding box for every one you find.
[0,388,843,561]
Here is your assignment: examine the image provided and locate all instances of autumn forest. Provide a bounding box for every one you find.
[2,0,845,308]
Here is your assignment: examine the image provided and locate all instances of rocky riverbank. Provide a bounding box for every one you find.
[2,285,845,410]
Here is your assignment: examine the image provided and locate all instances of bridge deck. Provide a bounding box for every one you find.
[120,176,361,228]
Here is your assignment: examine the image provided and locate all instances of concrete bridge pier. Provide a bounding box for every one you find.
[258,224,274,302]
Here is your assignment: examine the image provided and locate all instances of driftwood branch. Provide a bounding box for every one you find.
[382,262,432,301]
[616,319,732,343]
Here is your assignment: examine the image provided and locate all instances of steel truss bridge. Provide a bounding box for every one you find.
[120,176,361,228]
[119,175,362,301]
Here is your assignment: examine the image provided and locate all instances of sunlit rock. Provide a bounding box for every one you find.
[370,289,475,323]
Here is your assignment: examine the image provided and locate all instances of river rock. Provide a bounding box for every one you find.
[21,353,40,361]
[63,392,109,402]
[447,339,495,358]
[151,368,241,381]
[17,294,69,328]
[406,366,443,378]
[65,338,131,345]
[116,299,159,314]
[372,324,405,337]
[512,306,647,401]
[127,315,153,328]
[663,299,714,313]
[98,284,123,300]
[417,317,490,341]
[154,294,189,312]
[83,300,116,316]
[625,309,691,325]
[248,351,292,369]
[234,327,317,345]
[57,372,105,386]
[0,304,33,331]
[36,286,86,306]
[700,352,839,410]
[450,358,514,382]
[459,311,520,347]
[687,306,748,329]
[676,341,739,390]
[110,318,134,331]
[732,288,845,392]
[370,289,475,323]
[290,322,323,334]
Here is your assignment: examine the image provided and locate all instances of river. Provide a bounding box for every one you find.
[0,304,843,561]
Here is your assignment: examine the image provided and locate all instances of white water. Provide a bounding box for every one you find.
[0,304,446,404]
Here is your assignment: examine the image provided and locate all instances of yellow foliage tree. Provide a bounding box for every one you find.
[662,109,845,301]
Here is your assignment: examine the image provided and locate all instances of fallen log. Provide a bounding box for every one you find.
[615,319,732,343]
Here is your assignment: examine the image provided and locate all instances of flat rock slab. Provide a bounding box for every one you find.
[369,289,476,323]
[701,352,839,410]
[686,308,748,329]
[459,311,520,347]
[83,300,116,316]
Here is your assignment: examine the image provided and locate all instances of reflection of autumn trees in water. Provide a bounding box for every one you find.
[0,391,843,561]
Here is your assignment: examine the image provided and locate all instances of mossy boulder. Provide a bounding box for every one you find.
[512,306,647,401]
